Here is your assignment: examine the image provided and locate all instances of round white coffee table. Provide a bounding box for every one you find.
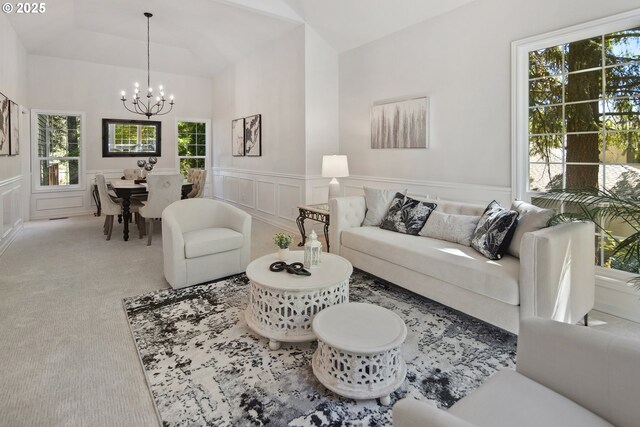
[311,302,407,405]
[245,251,352,350]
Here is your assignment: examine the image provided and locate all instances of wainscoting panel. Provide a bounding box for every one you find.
[278,183,302,221]
[238,178,255,209]
[256,181,276,215]
[223,176,240,203]
[0,176,23,256]
[213,168,312,233]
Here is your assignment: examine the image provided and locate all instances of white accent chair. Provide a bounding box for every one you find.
[392,318,640,427]
[139,174,183,246]
[95,174,142,240]
[187,168,207,198]
[162,199,252,288]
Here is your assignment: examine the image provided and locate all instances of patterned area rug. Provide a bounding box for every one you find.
[124,270,516,426]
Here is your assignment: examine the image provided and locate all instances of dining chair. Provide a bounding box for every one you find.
[138,174,184,246]
[95,174,142,241]
[187,169,207,198]
[123,168,142,180]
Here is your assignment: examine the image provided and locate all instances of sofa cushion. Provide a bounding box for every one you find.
[341,226,520,305]
[471,201,518,260]
[380,193,437,235]
[419,211,480,246]
[362,187,407,226]
[183,227,244,259]
[449,369,612,427]
[508,200,554,258]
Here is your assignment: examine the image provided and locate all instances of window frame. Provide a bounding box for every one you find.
[175,117,211,178]
[512,9,640,201]
[31,109,86,193]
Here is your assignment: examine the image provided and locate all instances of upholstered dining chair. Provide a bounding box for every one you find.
[162,199,252,288]
[187,169,207,198]
[138,174,184,246]
[95,174,142,240]
[123,168,142,180]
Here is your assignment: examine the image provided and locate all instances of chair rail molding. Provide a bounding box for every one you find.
[0,175,24,256]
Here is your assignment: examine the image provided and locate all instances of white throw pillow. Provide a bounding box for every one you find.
[419,210,480,246]
[362,187,407,226]
[508,200,555,258]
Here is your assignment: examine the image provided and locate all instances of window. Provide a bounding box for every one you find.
[514,12,640,274]
[34,111,84,189]
[177,120,209,177]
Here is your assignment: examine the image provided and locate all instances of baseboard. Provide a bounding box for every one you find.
[30,209,96,221]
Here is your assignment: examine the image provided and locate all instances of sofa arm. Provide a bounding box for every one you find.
[519,221,595,325]
[329,196,366,254]
[161,212,187,288]
[516,318,640,426]
[212,202,252,270]
[392,399,477,427]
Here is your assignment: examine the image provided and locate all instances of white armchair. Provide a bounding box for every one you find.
[393,318,640,427]
[162,199,252,289]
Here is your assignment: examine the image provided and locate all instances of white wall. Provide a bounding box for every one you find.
[27,55,213,219]
[304,26,339,204]
[338,0,640,204]
[212,25,307,231]
[0,13,27,254]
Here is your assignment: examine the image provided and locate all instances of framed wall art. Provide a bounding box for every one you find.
[9,101,19,156]
[244,114,261,157]
[371,96,429,149]
[232,118,245,156]
[0,92,9,156]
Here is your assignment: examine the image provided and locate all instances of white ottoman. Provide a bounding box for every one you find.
[311,302,407,405]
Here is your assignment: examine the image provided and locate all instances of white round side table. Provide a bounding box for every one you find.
[245,251,352,350]
[311,302,407,405]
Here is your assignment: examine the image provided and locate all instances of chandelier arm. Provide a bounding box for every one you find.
[155,103,174,116]
[122,101,142,116]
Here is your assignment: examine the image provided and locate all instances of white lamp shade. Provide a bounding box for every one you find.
[322,155,349,178]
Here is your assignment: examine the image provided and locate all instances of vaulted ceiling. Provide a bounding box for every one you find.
[5,0,474,77]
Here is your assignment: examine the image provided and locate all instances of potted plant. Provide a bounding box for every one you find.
[273,232,294,261]
[541,188,640,289]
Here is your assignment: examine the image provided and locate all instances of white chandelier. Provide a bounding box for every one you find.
[120,12,174,119]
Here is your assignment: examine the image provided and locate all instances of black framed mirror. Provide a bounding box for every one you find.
[102,118,161,157]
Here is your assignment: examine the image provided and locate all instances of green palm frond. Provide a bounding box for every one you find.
[538,188,640,287]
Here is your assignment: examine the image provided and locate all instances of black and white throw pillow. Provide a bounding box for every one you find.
[471,201,518,260]
[380,193,437,235]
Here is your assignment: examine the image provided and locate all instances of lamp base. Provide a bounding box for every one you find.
[328,178,340,201]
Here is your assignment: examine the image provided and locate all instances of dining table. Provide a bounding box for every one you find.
[110,179,193,241]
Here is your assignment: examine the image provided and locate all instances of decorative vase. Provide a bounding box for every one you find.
[277,247,290,261]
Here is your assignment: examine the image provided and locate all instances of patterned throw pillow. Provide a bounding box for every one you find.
[471,201,518,260]
[419,211,480,246]
[380,193,437,235]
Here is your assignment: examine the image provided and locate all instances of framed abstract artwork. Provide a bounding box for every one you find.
[232,118,245,156]
[0,92,9,156]
[244,114,261,157]
[371,96,429,149]
[9,101,19,156]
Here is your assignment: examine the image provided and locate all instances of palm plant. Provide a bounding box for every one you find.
[540,188,640,289]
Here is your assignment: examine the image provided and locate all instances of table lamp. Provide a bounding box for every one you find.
[322,155,349,201]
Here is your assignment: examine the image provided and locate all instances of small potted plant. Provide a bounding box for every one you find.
[273,232,293,261]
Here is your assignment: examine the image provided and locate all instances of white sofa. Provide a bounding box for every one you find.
[162,199,252,288]
[393,318,640,427]
[329,196,595,334]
